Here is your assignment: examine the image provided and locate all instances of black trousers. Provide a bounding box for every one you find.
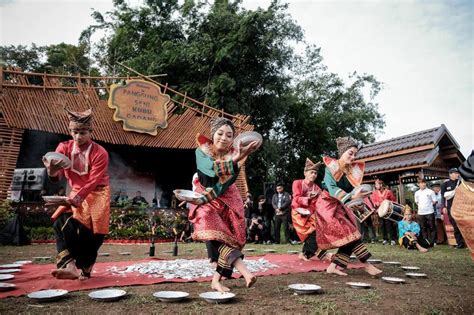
[302,232,327,260]
[448,209,466,247]
[401,235,430,249]
[361,216,377,242]
[380,218,397,241]
[274,214,289,244]
[53,213,104,274]
[248,226,263,243]
[333,239,371,269]
[208,240,243,278]
[206,241,219,262]
[418,213,436,246]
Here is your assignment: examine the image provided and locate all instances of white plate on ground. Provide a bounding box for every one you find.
[0,274,14,281]
[367,259,382,264]
[88,289,127,302]
[383,261,401,266]
[295,208,311,215]
[405,272,427,278]
[28,289,69,302]
[42,196,69,203]
[153,291,189,302]
[0,264,22,269]
[0,269,21,274]
[44,152,72,168]
[263,249,276,253]
[243,248,255,252]
[119,252,131,256]
[173,189,204,203]
[199,292,236,303]
[162,250,174,254]
[98,253,110,257]
[288,284,322,294]
[346,282,371,289]
[14,260,32,265]
[287,250,299,254]
[381,277,405,284]
[33,256,52,261]
[401,266,420,271]
[232,131,263,150]
[0,283,16,291]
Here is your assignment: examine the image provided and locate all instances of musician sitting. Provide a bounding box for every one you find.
[398,207,429,252]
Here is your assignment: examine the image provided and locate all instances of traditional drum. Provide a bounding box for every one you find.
[377,200,405,222]
[346,198,375,223]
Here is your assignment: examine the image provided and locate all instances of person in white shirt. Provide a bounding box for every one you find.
[414,178,437,246]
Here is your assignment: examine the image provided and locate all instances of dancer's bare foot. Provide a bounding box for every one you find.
[416,244,428,252]
[326,263,348,276]
[365,263,383,276]
[298,253,310,261]
[246,275,257,288]
[323,253,334,262]
[211,281,231,292]
[52,262,79,279]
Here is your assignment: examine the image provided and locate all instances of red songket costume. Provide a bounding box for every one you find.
[370,189,396,206]
[51,139,110,234]
[291,179,320,241]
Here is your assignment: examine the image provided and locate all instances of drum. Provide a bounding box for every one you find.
[377,200,405,222]
[346,198,375,223]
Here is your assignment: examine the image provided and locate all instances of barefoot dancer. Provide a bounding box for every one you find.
[317,137,382,276]
[291,158,329,262]
[43,108,110,280]
[185,118,259,292]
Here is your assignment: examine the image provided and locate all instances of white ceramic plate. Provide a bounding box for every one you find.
[0,269,21,274]
[44,152,71,168]
[263,249,276,253]
[287,250,299,254]
[367,259,382,264]
[0,283,16,291]
[233,131,263,150]
[42,196,69,203]
[119,252,131,256]
[88,289,127,302]
[33,256,52,261]
[28,289,69,302]
[346,282,371,289]
[243,248,255,252]
[383,261,401,266]
[0,274,15,281]
[153,291,189,302]
[173,189,204,203]
[381,277,405,284]
[295,208,311,215]
[288,284,322,294]
[199,291,236,303]
[405,272,427,278]
[98,253,110,257]
[14,260,32,265]
[355,184,373,193]
[0,264,22,269]
[401,266,420,271]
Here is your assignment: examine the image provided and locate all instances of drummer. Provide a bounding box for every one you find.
[316,136,382,276]
[185,117,259,292]
[291,158,329,262]
[398,206,429,252]
[42,108,110,280]
[371,179,398,245]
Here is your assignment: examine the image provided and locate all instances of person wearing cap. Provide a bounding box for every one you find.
[441,167,466,248]
[42,108,110,280]
[316,137,382,276]
[291,158,329,262]
[185,117,259,292]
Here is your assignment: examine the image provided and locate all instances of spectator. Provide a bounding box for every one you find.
[371,179,396,245]
[247,213,264,243]
[244,192,254,225]
[272,184,291,244]
[432,183,446,244]
[414,178,436,246]
[132,191,148,206]
[257,195,274,244]
[398,206,429,252]
[115,190,129,206]
[441,168,466,249]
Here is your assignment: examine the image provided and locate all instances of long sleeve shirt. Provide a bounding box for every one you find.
[398,220,421,239]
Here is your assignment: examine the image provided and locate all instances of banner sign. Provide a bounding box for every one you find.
[108,80,170,135]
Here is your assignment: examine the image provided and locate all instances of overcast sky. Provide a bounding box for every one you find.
[1,0,472,157]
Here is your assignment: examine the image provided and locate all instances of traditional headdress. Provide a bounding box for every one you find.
[403,204,413,215]
[336,136,360,157]
[210,117,235,138]
[304,158,322,173]
[65,108,93,130]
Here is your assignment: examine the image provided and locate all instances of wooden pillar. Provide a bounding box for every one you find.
[398,174,405,204]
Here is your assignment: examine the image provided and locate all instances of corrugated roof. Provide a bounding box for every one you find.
[357,125,455,159]
[365,148,439,175]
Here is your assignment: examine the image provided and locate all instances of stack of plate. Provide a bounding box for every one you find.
[288,284,322,294]
[153,291,189,302]
[28,289,69,302]
[199,292,235,303]
[88,289,127,302]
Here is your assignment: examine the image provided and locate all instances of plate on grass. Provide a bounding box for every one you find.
[383,261,401,266]
[199,291,235,303]
[263,249,276,253]
[153,291,189,302]
[288,283,321,294]
[88,289,127,302]
[381,277,405,284]
[405,272,427,278]
[243,248,256,252]
[28,289,68,302]
[367,259,382,264]
[287,250,299,254]
[346,282,371,289]
[401,266,420,271]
